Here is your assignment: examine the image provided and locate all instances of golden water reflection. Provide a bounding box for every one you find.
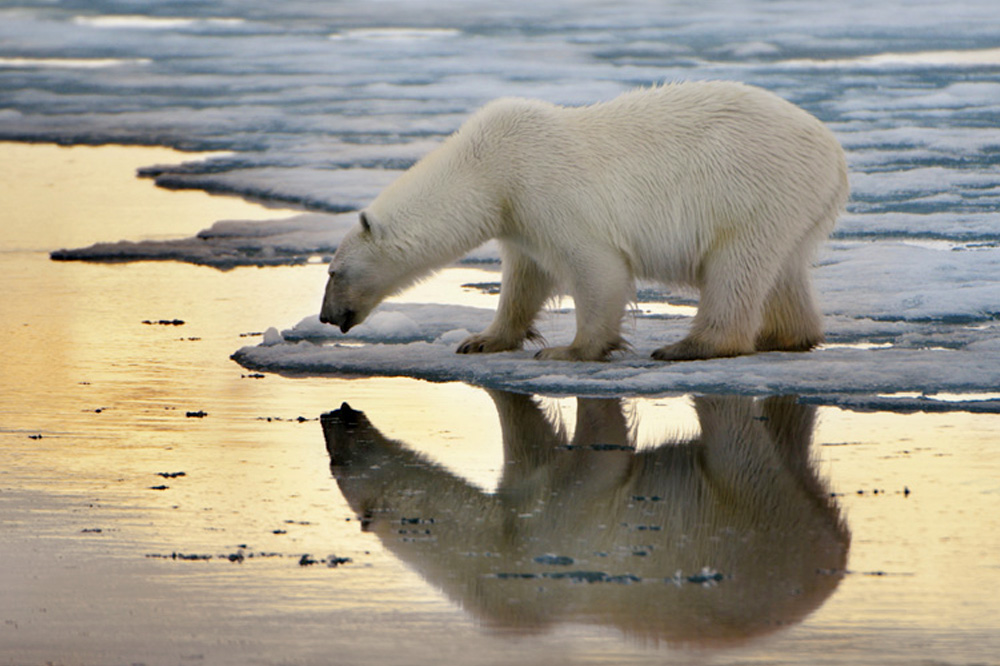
[0,142,282,252]
[323,392,850,644]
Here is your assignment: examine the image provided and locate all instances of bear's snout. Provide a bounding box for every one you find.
[319,308,356,333]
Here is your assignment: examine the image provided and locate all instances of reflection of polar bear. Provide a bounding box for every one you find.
[320,82,848,361]
[322,393,850,643]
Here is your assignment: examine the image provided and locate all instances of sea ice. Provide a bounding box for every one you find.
[231,301,1000,408]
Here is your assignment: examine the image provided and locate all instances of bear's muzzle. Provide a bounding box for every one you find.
[319,309,356,334]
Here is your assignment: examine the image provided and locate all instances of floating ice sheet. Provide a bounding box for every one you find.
[51,213,352,268]
[232,301,1000,408]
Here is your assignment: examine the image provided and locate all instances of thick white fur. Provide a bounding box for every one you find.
[320,82,849,361]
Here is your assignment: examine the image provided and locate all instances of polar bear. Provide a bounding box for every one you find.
[320,82,848,361]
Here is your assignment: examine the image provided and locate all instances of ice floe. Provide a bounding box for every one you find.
[232,301,1000,407]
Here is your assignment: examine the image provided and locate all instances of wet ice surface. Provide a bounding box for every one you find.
[5,0,999,399]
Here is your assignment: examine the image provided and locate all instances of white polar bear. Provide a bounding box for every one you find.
[320,82,848,362]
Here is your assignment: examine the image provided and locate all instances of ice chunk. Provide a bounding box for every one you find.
[282,304,497,344]
[261,327,284,346]
[354,311,421,342]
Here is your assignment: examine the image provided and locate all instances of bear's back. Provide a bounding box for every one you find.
[567,82,841,176]
[463,83,847,281]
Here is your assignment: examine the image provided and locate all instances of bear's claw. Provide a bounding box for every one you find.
[455,333,520,354]
[456,339,485,354]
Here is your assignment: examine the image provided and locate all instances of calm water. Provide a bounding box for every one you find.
[1,143,999,665]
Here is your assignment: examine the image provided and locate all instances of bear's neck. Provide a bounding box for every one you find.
[378,146,505,283]
[383,203,499,282]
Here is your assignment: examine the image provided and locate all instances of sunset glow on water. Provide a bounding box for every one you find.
[1,143,998,665]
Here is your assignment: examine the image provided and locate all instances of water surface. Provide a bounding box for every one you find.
[1,144,998,665]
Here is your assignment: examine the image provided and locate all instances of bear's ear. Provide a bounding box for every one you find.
[359,211,373,234]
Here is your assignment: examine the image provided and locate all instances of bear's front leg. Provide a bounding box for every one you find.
[456,245,554,354]
[534,252,632,362]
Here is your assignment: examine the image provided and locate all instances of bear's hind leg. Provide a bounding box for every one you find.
[754,258,825,353]
[457,246,553,354]
[652,245,771,362]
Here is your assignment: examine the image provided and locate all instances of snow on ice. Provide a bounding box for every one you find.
[2,0,998,401]
[231,299,1000,408]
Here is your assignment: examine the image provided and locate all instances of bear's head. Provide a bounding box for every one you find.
[320,134,497,334]
[320,210,394,333]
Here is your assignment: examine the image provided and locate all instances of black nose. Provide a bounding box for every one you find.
[319,313,330,324]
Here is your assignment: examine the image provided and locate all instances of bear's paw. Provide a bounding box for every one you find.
[533,344,613,363]
[455,332,522,355]
[651,337,747,362]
